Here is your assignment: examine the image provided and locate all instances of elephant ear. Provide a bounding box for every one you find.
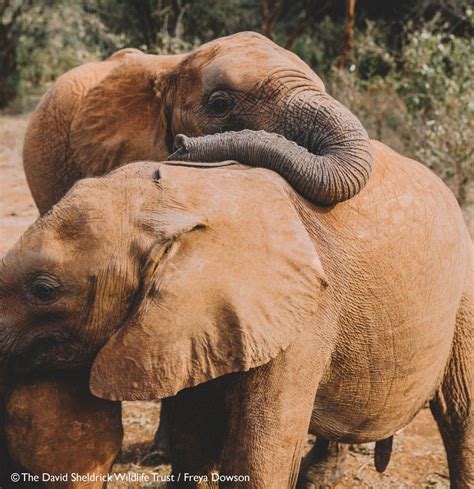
[70,53,182,177]
[90,167,328,401]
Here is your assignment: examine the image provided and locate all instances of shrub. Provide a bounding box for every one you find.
[331,14,473,204]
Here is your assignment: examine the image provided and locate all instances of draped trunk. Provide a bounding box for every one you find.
[170,90,372,205]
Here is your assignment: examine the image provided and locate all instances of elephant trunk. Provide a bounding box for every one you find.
[170,91,372,205]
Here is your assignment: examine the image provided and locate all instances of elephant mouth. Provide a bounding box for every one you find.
[6,331,94,376]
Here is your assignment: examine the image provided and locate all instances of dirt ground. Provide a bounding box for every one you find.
[1,113,471,488]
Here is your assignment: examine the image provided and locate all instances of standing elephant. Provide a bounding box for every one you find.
[14,31,373,483]
[0,147,471,488]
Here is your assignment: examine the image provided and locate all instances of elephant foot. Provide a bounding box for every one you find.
[297,438,348,488]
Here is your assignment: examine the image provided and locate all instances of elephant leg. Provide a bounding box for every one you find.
[5,372,123,489]
[154,402,171,462]
[430,283,473,489]
[167,382,225,489]
[219,331,331,489]
[296,438,348,488]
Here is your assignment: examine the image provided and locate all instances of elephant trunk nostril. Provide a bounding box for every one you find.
[168,142,189,160]
[173,133,187,151]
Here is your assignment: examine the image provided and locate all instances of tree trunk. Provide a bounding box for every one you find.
[260,0,284,38]
[133,0,158,49]
[339,0,357,70]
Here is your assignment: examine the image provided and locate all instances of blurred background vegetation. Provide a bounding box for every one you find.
[1,0,473,203]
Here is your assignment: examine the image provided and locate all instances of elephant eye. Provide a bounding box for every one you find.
[28,274,61,303]
[206,91,234,116]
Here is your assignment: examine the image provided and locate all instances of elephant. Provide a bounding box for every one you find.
[0,142,472,488]
[5,371,123,489]
[24,31,372,215]
[15,31,374,483]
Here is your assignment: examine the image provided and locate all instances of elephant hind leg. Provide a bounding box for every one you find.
[430,284,473,489]
[296,438,348,489]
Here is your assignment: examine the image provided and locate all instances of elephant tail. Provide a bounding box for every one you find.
[374,436,393,472]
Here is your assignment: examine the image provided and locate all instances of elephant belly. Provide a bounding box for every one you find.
[308,311,456,444]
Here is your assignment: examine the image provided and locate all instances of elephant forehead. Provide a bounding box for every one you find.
[159,164,276,195]
[187,33,319,89]
[201,52,290,90]
[2,227,63,274]
[158,165,301,227]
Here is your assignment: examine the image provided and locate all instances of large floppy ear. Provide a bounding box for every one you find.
[70,53,184,177]
[90,167,328,401]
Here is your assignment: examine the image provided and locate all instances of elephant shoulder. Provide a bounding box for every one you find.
[30,60,116,132]
[26,49,143,147]
[107,47,145,61]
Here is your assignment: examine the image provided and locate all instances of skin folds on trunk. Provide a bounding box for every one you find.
[171,95,372,205]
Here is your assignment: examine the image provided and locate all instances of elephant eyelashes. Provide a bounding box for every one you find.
[206,91,234,116]
[27,274,61,304]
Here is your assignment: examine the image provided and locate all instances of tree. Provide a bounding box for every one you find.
[0,0,33,108]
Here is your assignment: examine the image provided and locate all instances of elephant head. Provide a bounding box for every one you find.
[27,32,371,213]
[165,33,372,204]
[0,162,327,400]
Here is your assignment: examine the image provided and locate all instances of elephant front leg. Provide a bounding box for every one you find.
[5,372,123,489]
[219,332,331,489]
[167,382,225,488]
[0,364,12,483]
[154,402,172,462]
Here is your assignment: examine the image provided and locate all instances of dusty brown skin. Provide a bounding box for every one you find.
[0,376,122,488]
[5,371,122,489]
[23,32,371,214]
[1,144,472,488]
[0,50,136,486]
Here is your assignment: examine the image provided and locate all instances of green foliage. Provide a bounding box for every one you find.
[398,16,472,113]
[284,15,345,77]
[17,2,122,92]
[396,16,473,202]
[331,12,473,203]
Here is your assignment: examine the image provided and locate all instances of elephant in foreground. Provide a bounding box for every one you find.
[1,144,472,488]
[9,30,374,482]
